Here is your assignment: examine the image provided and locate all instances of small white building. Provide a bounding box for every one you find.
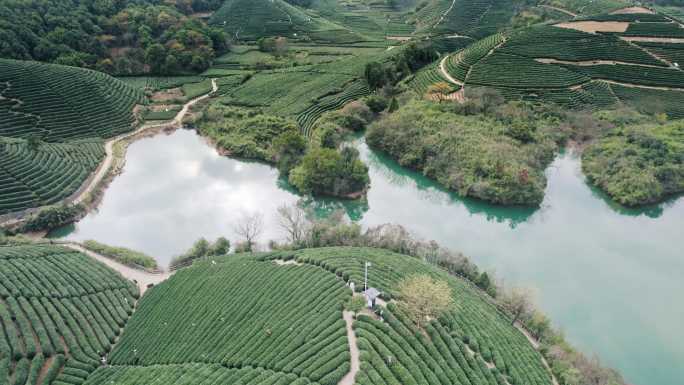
[364,288,381,308]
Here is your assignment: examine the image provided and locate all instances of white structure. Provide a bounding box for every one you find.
[364,288,381,308]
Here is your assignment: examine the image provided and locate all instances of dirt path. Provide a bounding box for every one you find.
[601,79,684,91]
[432,0,457,30]
[339,311,360,385]
[439,55,464,86]
[514,322,560,385]
[535,57,666,68]
[60,242,173,295]
[74,78,217,206]
[540,4,577,18]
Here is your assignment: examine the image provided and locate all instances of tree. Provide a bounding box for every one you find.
[271,130,307,174]
[426,82,452,103]
[502,287,535,325]
[398,275,452,327]
[388,97,399,113]
[208,237,230,255]
[364,61,387,90]
[233,212,264,252]
[276,204,309,246]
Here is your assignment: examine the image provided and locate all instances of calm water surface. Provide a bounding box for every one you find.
[52,129,684,385]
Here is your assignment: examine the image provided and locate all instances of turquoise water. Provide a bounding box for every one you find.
[53,129,684,385]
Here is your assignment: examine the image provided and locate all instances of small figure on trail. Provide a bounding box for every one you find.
[266,328,272,336]
[350,281,355,293]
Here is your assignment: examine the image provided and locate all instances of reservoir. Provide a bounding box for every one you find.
[52,128,684,385]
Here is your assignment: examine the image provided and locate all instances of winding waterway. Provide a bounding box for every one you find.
[51,128,684,385]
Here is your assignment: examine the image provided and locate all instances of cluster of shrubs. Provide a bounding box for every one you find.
[83,240,158,270]
[192,103,371,198]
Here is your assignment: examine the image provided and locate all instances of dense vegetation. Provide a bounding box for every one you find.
[0,243,138,385]
[367,99,558,205]
[0,0,229,75]
[583,120,684,205]
[83,240,158,270]
[193,102,370,198]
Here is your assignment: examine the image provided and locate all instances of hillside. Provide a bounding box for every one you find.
[209,0,365,43]
[0,59,144,215]
[439,11,684,118]
[0,243,138,385]
[78,246,553,385]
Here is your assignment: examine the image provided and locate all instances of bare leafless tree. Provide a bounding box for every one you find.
[276,204,309,246]
[233,212,264,252]
[503,287,535,325]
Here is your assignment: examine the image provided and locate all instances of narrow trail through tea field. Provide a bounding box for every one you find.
[60,242,173,294]
[339,311,360,385]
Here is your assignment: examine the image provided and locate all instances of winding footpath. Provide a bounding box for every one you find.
[59,242,173,295]
[74,78,218,205]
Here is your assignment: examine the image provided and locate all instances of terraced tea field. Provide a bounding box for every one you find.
[0,59,144,216]
[33,245,552,385]
[0,244,138,385]
[440,15,684,117]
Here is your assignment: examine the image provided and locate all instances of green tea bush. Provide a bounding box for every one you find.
[108,255,350,384]
[0,244,137,385]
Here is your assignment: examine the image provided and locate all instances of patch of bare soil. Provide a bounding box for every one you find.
[148,104,181,112]
[535,58,663,68]
[151,88,184,102]
[620,36,684,43]
[386,36,412,41]
[190,12,213,18]
[611,6,655,14]
[555,21,629,34]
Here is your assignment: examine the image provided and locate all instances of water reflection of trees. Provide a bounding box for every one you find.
[360,142,536,228]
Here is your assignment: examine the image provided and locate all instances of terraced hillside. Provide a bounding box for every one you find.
[0,243,138,385]
[209,0,364,43]
[81,247,553,385]
[0,59,144,215]
[441,14,684,117]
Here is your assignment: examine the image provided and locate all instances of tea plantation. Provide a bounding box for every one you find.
[0,246,549,385]
[0,244,138,385]
[444,18,684,116]
[0,59,145,216]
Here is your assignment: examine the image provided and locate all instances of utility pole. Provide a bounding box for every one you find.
[364,262,371,291]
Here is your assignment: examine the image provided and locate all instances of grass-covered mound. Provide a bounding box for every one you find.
[0,243,138,385]
[0,59,143,141]
[0,59,144,216]
[366,100,557,205]
[83,246,553,385]
[99,254,352,384]
[262,247,554,385]
[582,120,684,206]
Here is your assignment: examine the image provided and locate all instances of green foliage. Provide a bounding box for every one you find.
[0,59,144,141]
[0,244,137,385]
[263,247,554,385]
[582,121,684,206]
[108,254,351,385]
[367,100,557,205]
[0,138,105,215]
[19,204,84,233]
[83,240,158,269]
[0,1,227,75]
[346,295,368,313]
[289,147,370,197]
[170,236,232,269]
[196,105,300,161]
